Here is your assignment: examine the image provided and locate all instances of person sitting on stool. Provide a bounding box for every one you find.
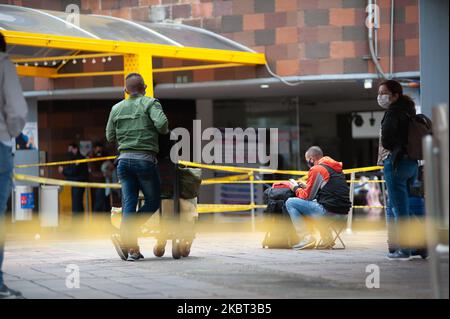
[285,146,351,250]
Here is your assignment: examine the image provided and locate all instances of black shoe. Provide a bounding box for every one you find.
[0,285,23,299]
[412,248,429,260]
[111,234,128,261]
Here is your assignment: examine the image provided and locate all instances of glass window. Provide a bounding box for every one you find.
[141,23,252,52]
[0,5,94,38]
[45,10,174,45]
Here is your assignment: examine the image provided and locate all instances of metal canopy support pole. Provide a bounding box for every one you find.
[423,135,441,298]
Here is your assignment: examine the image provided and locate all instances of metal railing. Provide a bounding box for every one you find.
[423,103,449,299]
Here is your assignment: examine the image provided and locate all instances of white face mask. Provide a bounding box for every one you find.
[377,94,391,109]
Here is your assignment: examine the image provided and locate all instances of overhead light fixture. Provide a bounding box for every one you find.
[364,79,373,89]
[260,84,269,89]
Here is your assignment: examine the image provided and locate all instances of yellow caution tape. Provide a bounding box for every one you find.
[201,173,251,185]
[348,180,385,183]
[197,204,385,213]
[15,156,117,169]
[180,160,382,176]
[201,179,386,185]
[197,204,266,213]
[343,166,383,174]
[179,160,309,176]
[14,173,121,189]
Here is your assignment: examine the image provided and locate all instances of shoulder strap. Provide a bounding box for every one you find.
[318,163,335,175]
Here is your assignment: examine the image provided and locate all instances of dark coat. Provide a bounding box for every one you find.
[381,97,416,166]
[63,152,89,182]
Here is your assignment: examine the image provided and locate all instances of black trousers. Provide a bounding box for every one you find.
[71,186,85,215]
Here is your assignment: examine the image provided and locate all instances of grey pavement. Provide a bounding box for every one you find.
[2,231,448,299]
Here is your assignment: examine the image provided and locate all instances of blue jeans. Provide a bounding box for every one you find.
[285,197,330,238]
[383,154,418,254]
[0,143,13,287]
[117,159,161,248]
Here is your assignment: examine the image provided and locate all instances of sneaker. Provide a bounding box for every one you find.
[386,249,412,261]
[126,248,144,261]
[0,285,23,299]
[292,234,317,250]
[111,234,128,261]
[412,248,429,260]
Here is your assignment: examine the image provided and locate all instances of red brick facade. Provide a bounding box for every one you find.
[1,0,420,89]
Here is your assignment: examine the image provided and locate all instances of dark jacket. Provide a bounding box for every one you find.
[381,97,416,166]
[88,151,106,183]
[63,152,89,182]
[294,156,351,214]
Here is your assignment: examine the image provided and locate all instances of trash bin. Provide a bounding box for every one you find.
[39,185,60,227]
[13,185,34,222]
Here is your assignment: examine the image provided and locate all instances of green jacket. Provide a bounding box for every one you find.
[106,95,169,154]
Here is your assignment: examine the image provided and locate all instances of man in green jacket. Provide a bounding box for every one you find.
[106,73,169,261]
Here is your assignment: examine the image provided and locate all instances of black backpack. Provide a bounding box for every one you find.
[263,186,295,214]
[406,113,433,160]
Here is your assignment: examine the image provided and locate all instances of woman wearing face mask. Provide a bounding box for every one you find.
[377,80,419,260]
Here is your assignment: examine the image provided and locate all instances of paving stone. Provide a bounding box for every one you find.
[2,231,448,299]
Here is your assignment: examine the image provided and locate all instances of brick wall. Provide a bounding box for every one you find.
[2,0,420,85]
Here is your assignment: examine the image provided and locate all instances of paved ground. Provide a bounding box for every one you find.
[2,230,448,299]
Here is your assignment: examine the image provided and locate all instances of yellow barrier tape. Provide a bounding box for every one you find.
[197,203,385,213]
[180,160,382,176]
[201,179,386,185]
[348,180,385,183]
[15,156,117,169]
[179,160,309,176]
[197,204,266,213]
[14,173,121,189]
[201,173,251,184]
[343,166,383,174]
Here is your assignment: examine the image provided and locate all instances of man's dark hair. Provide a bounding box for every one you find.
[125,73,142,80]
[0,32,6,53]
[125,73,146,95]
[305,146,323,160]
